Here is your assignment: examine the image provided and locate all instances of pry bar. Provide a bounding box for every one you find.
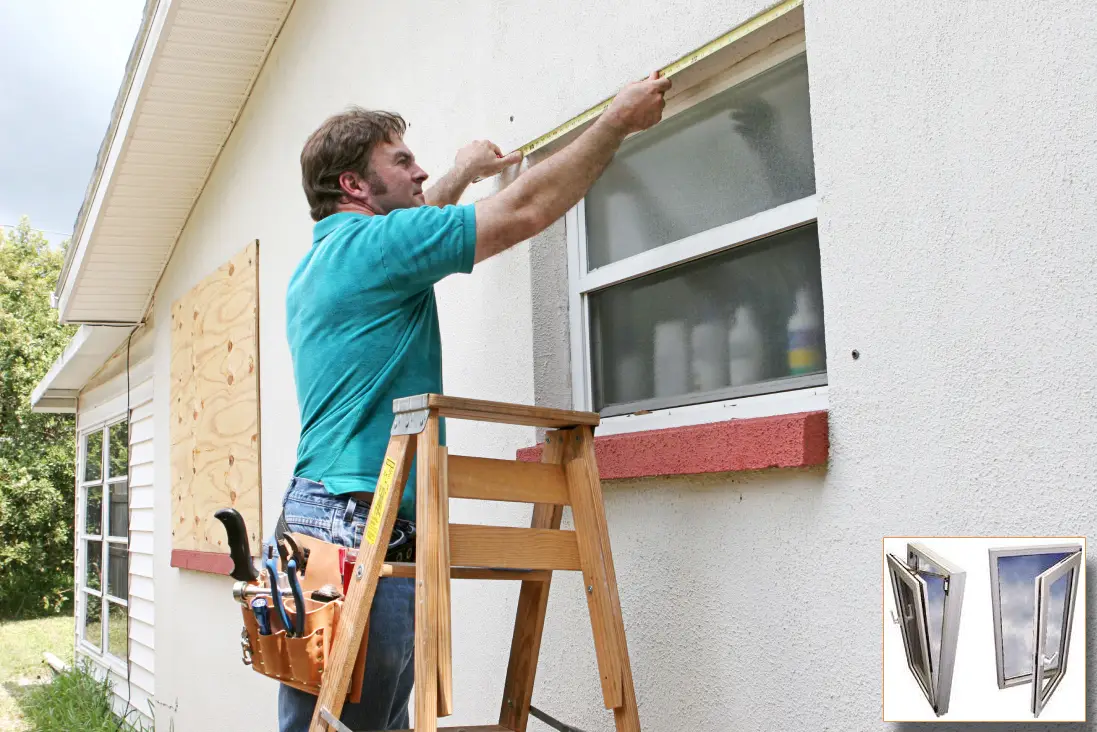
[318,707,354,732]
[530,705,590,732]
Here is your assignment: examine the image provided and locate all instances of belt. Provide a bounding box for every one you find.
[276,494,416,564]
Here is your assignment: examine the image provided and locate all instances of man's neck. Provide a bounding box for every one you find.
[333,201,379,216]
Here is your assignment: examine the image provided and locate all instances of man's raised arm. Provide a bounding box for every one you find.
[424,141,522,208]
[473,72,671,263]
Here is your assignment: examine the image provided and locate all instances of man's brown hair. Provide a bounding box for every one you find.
[300,107,407,222]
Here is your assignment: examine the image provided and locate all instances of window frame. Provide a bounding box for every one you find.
[987,544,1082,692]
[565,36,825,432]
[905,542,965,717]
[886,552,934,707]
[76,416,130,670]
[1031,549,1082,717]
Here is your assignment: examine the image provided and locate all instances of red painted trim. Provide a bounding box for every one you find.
[517,410,828,479]
[170,549,234,575]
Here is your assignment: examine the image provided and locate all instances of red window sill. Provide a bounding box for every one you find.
[517,410,828,479]
[171,549,234,575]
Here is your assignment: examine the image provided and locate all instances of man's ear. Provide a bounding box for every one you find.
[338,170,368,202]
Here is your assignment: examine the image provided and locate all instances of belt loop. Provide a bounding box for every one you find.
[342,497,356,524]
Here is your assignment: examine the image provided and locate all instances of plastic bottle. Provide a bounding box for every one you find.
[787,286,823,375]
[727,304,764,386]
[653,319,689,398]
[690,315,728,393]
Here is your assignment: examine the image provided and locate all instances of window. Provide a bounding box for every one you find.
[79,419,129,662]
[568,43,823,421]
[886,543,966,716]
[988,544,1082,717]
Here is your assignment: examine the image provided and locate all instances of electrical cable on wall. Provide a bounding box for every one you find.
[117,326,138,731]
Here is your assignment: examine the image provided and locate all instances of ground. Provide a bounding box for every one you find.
[0,616,74,731]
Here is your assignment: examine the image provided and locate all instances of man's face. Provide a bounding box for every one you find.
[364,137,429,213]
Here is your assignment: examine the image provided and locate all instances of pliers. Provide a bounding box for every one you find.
[264,555,307,637]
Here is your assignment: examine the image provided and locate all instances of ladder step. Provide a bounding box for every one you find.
[448,455,570,505]
[382,562,551,581]
[450,524,582,571]
[393,393,599,428]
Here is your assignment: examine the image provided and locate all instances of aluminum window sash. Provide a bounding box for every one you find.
[906,542,966,717]
[600,373,826,418]
[566,203,592,410]
[988,543,1082,689]
[576,195,818,294]
[1032,549,1082,717]
[887,553,935,709]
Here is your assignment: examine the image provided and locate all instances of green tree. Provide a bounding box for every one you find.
[0,217,77,617]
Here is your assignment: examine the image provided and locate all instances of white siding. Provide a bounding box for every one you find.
[125,391,156,700]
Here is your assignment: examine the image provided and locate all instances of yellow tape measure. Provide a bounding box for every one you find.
[516,0,802,158]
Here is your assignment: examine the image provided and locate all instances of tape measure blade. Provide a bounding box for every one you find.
[516,0,802,157]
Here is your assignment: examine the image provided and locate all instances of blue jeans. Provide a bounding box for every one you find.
[274,477,415,732]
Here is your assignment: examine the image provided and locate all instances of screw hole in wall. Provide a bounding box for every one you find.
[851,349,860,360]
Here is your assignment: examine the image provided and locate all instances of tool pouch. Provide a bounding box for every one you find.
[239,534,368,703]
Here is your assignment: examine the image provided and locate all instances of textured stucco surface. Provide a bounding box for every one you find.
[138,0,1097,730]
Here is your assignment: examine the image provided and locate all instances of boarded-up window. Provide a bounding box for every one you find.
[171,241,261,559]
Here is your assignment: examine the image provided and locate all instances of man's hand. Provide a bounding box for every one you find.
[424,140,522,207]
[601,72,672,135]
[456,140,523,183]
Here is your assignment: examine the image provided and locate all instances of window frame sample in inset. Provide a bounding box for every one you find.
[1031,549,1082,718]
[886,553,934,709]
[988,544,1082,692]
[905,542,966,717]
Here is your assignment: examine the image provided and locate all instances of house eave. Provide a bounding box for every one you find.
[53,0,295,325]
[30,326,135,413]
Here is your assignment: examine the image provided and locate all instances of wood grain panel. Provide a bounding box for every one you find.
[170,241,261,557]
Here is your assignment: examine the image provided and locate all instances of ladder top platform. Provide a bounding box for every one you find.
[393,393,600,428]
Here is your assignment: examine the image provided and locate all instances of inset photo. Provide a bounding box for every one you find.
[883,537,1086,722]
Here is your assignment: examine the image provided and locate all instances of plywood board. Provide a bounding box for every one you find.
[170,241,261,557]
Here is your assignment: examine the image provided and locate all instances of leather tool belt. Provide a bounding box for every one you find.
[237,504,414,701]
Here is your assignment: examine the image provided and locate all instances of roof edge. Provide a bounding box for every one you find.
[54,0,162,306]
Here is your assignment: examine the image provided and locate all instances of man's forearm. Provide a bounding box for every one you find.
[424,164,475,207]
[505,117,628,228]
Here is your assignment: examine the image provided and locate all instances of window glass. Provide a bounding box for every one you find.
[108,481,128,537]
[108,422,128,479]
[85,485,103,536]
[916,566,946,676]
[85,541,102,591]
[585,53,815,269]
[894,574,932,691]
[83,594,102,649]
[1040,569,1071,690]
[996,552,1073,680]
[589,223,824,412]
[107,543,128,599]
[107,602,128,659]
[84,431,103,482]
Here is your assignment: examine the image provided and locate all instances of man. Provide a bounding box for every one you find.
[279,71,670,730]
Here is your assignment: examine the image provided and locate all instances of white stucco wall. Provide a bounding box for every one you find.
[143,1,1096,730]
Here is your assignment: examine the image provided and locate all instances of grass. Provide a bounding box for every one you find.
[0,615,74,731]
[0,615,149,732]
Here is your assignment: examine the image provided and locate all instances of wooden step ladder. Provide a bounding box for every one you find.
[309,394,640,732]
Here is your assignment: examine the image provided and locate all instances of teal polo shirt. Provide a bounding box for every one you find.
[286,205,477,520]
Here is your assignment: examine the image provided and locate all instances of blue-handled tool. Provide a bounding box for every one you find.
[251,598,272,635]
[286,558,306,637]
[264,557,295,636]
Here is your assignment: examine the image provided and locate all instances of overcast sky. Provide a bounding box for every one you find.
[0,0,145,243]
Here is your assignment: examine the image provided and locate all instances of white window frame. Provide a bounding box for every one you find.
[77,414,130,672]
[987,543,1083,714]
[565,36,826,436]
[886,543,966,717]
